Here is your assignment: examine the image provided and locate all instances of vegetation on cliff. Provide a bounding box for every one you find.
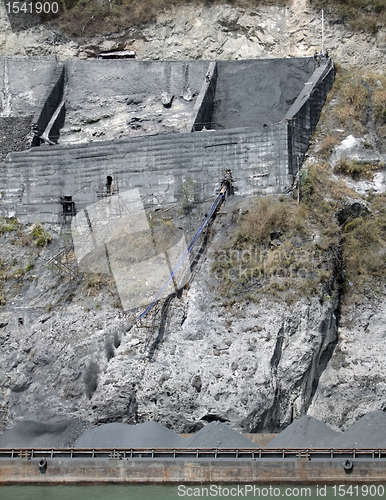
[213,66,386,304]
[34,0,386,35]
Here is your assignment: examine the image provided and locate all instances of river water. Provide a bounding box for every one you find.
[1,484,386,500]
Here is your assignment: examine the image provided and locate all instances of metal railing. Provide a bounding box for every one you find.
[1,448,386,460]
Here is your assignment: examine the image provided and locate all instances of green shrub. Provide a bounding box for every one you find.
[0,217,20,236]
[31,224,52,247]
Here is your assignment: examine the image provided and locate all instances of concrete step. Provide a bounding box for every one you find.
[6,127,264,163]
[5,144,255,173]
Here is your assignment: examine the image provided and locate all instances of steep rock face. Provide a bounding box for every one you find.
[126,3,386,70]
[0,2,386,71]
[309,295,386,431]
[0,260,339,433]
[0,305,137,428]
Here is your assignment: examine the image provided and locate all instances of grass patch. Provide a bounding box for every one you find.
[0,217,21,236]
[370,75,386,138]
[333,73,369,133]
[334,158,384,180]
[31,224,52,247]
[318,134,341,159]
[25,262,35,272]
[342,205,386,289]
[233,197,308,248]
[212,195,340,303]
[83,272,115,296]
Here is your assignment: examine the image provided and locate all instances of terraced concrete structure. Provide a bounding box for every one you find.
[0,57,57,161]
[0,56,334,223]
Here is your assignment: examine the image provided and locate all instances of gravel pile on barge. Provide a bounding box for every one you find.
[0,419,89,448]
[4,412,386,449]
[333,410,386,448]
[266,415,340,448]
[184,422,259,448]
[74,420,186,448]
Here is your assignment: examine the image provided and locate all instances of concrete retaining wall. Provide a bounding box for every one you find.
[60,59,209,144]
[0,458,385,484]
[212,58,315,130]
[1,123,290,223]
[0,57,334,223]
[286,59,335,175]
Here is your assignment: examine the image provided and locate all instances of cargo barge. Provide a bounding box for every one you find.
[1,448,386,484]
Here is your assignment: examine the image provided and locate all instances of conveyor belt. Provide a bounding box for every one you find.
[137,171,232,321]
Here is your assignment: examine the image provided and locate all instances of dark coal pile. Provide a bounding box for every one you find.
[333,410,386,448]
[184,422,259,448]
[212,58,314,129]
[0,419,90,448]
[75,420,186,448]
[266,416,340,448]
[0,117,32,162]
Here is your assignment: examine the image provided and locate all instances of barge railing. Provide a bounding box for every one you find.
[1,448,386,460]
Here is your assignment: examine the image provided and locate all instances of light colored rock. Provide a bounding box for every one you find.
[309,296,386,431]
[330,135,386,195]
[0,2,385,71]
[0,244,340,433]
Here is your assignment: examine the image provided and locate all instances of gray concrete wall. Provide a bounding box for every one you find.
[0,123,290,223]
[0,57,334,223]
[0,57,56,117]
[60,59,209,144]
[286,59,335,174]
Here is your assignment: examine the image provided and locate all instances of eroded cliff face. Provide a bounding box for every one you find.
[0,228,341,433]
[309,296,386,431]
[100,280,340,433]
[0,1,386,71]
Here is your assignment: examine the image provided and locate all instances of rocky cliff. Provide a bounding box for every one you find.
[1,1,386,71]
[0,201,341,433]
